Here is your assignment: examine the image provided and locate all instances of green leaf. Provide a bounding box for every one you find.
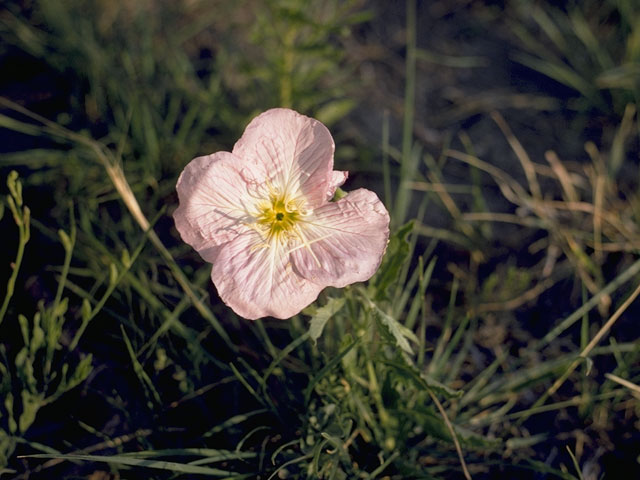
[6,171,22,207]
[29,313,45,355]
[308,297,345,344]
[4,393,17,434]
[372,221,414,301]
[331,187,347,201]
[52,297,69,320]
[18,314,29,346]
[383,360,462,399]
[57,354,93,396]
[6,195,20,227]
[22,206,30,241]
[360,288,419,355]
[121,448,257,463]
[315,99,356,126]
[398,403,499,449]
[374,307,417,355]
[121,326,161,406]
[304,334,361,404]
[21,453,250,477]
[81,298,92,322]
[0,430,17,470]
[15,347,37,393]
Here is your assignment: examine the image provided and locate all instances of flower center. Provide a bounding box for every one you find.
[256,193,302,242]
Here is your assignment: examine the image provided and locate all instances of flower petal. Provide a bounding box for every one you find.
[232,108,336,207]
[173,152,263,262]
[211,230,323,320]
[291,189,390,287]
[327,170,348,200]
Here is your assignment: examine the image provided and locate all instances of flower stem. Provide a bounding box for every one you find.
[0,192,30,328]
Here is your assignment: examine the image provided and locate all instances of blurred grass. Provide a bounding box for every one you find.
[508,0,640,123]
[0,0,639,479]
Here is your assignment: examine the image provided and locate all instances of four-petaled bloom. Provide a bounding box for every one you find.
[173,108,390,319]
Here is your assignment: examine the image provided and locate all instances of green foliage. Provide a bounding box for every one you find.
[0,173,93,469]
[0,0,639,478]
[2,0,234,175]
[234,0,369,122]
[510,0,640,116]
[0,171,30,327]
[308,297,346,344]
[371,221,414,302]
[23,453,253,477]
[479,264,533,304]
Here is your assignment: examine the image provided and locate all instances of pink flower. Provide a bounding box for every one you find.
[173,108,390,320]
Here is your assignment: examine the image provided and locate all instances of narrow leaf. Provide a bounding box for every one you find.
[20,453,246,476]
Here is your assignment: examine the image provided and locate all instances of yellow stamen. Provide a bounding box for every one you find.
[256,192,301,242]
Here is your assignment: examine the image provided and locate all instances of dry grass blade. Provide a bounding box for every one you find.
[444,149,530,207]
[521,280,640,424]
[491,111,542,202]
[475,270,567,313]
[426,387,472,480]
[544,150,579,203]
[604,373,640,400]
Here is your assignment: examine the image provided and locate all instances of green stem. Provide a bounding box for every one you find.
[279,28,295,108]
[393,0,417,227]
[0,208,29,328]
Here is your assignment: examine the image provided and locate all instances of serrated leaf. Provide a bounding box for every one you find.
[373,221,413,301]
[400,403,499,449]
[383,359,463,399]
[308,297,345,344]
[420,373,464,399]
[375,308,416,355]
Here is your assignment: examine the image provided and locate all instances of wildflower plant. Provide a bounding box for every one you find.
[1,1,639,478]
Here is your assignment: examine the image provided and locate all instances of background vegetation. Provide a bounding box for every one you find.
[0,0,639,478]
